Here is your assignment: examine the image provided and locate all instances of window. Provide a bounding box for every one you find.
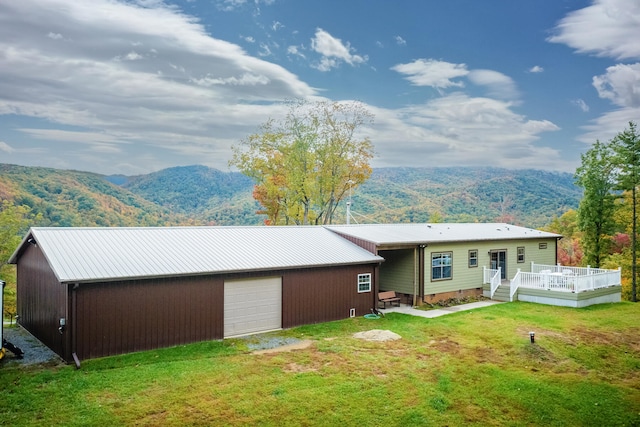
[358,273,372,293]
[539,242,547,249]
[432,252,452,281]
[517,247,525,263]
[468,250,478,268]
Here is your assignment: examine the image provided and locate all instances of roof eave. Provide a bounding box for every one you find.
[7,229,36,265]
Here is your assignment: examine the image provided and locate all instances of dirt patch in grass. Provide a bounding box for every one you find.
[570,327,640,352]
[352,329,401,342]
[282,362,319,374]
[471,346,503,364]
[516,325,640,352]
[428,338,461,355]
[251,340,314,355]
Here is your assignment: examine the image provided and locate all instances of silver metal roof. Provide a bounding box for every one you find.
[11,226,383,283]
[326,223,561,246]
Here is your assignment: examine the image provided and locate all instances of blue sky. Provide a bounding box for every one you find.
[0,0,639,175]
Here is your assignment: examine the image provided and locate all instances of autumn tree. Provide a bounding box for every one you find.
[231,100,374,225]
[543,210,583,266]
[574,140,616,268]
[0,202,38,316]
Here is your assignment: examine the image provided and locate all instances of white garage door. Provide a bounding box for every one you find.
[224,277,282,337]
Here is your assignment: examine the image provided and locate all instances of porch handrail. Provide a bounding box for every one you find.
[483,266,497,284]
[483,267,501,299]
[510,269,521,300]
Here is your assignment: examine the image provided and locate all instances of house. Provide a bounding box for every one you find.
[326,223,561,304]
[326,223,621,307]
[8,226,383,363]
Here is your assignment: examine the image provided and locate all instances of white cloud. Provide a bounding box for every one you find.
[549,0,640,149]
[191,73,270,87]
[367,94,563,170]
[579,107,640,145]
[548,0,640,60]
[311,28,367,71]
[47,32,63,40]
[271,21,283,31]
[391,59,468,89]
[572,99,590,112]
[0,0,573,174]
[0,0,315,173]
[592,63,640,108]
[468,69,519,100]
[217,0,248,11]
[118,51,143,61]
[0,140,14,153]
[529,65,544,73]
[242,35,255,43]
[258,42,272,57]
[287,45,305,59]
[395,36,406,46]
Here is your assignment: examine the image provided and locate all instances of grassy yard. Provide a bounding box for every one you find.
[1,302,639,426]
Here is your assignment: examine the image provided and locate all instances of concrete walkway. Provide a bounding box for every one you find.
[379,300,504,318]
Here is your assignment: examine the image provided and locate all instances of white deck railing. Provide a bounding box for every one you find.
[530,262,611,276]
[516,263,622,293]
[483,266,501,299]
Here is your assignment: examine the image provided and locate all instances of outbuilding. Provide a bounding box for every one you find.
[9,226,383,363]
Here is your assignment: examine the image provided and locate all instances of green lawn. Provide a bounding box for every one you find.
[1,302,639,426]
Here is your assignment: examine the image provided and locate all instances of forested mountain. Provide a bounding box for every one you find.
[352,167,580,227]
[0,164,191,228]
[112,165,260,225]
[1,163,581,229]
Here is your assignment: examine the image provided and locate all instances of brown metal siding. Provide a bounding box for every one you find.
[282,264,377,328]
[74,275,223,360]
[16,243,68,359]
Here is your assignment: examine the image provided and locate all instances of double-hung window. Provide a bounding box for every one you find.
[517,247,525,263]
[468,250,478,268]
[358,273,372,292]
[432,252,452,281]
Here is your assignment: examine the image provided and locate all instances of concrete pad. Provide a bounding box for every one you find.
[379,300,503,318]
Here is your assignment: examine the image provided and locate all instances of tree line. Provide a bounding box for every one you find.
[556,122,639,302]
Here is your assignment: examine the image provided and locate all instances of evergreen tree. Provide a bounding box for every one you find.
[574,141,616,268]
[611,122,640,302]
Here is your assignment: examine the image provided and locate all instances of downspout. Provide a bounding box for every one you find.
[419,245,425,303]
[413,247,418,307]
[373,249,381,311]
[71,283,81,369]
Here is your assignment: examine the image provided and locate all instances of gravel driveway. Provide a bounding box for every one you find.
[1,325,63,367]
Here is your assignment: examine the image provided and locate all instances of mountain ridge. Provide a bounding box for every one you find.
[1,163,580,228]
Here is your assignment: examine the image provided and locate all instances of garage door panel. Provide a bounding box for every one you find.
[224,277,282,337]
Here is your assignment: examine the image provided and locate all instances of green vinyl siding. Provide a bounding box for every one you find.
[424,238,557,295]
[379,249,415,294]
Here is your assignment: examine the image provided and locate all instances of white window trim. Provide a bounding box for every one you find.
[431,252,453,281]
[357,273,372,293]
[468,249,478,268]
